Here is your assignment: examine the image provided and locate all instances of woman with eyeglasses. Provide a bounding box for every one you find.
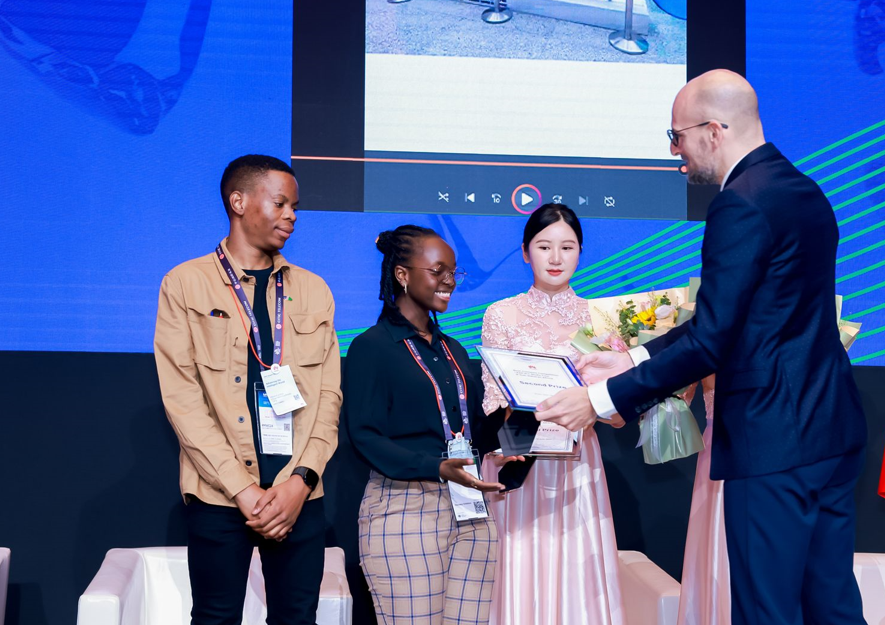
[343,225,510,625]
[480,204,626,624]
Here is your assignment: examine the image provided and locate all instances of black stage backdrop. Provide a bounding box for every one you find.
[0,352,883,625]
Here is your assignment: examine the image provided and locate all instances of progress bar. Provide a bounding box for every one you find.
[291,154,683,173]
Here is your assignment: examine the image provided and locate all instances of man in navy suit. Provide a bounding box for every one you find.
[537,70,868,624]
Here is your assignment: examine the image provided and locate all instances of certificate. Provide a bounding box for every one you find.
[476,346,584,412]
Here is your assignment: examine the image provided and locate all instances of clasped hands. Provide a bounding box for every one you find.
[534,350,633,431]
[234,476,312,542]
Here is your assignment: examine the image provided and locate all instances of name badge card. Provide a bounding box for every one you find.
[260,364,307,414]
[447,452,489,522]
[255,388,293,456]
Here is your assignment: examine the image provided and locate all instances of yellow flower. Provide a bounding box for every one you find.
[637,310,656,324]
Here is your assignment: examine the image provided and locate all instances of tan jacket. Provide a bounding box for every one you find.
[154,238,342,506]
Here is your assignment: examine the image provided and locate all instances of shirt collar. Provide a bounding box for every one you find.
[381,315,443,344]
[213,236,293,285]
[720,156,744,191]
[527,285,576,306]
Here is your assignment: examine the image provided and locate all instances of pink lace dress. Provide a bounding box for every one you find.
[677,379,731,625]
[480,287,625,625]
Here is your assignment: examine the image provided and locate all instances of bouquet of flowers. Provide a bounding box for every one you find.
[571,286,704,465]
[617,291,679,340]
[572,290,686,353]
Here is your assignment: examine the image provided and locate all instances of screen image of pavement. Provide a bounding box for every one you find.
[362,0,687,219]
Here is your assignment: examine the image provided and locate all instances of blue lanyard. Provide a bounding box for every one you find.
[404,338,472,442]
[215,245,284,367]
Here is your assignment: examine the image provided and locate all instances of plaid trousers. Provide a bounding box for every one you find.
[359,471,498,625]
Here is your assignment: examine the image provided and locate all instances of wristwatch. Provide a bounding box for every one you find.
[291,466,319,491]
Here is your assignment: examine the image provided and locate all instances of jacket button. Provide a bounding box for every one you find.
[245,460,253,467]
[446,378,451,385]
[238,416,245,423]
[235,376,242,383]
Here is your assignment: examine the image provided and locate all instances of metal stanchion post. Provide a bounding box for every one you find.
[608,0,648,55]
[482,0,512,24]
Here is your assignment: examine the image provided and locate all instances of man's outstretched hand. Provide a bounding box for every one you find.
[574,350,634,384]
[535,386,597,431]
[535,350,635,430]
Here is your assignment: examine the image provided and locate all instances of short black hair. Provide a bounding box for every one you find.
[522,203,583,250]
[220,154,295,213]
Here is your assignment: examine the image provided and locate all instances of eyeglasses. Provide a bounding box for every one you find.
[667,121,729,146]
[403,266,467,285]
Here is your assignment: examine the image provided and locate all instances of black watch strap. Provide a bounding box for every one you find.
[292,466,319,491]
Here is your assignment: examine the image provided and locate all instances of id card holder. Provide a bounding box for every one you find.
[260,364,307,415]
[447,433,472,459]
[444,436,489,522]
[254,384,294,456]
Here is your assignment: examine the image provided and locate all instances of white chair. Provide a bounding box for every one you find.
[854,552,885,625]
[617,550,681,625]
[77,546,352,625]
[0,548,10,625]
[615,550,885,625]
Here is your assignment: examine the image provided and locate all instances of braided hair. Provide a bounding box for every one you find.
[375,225,441,328]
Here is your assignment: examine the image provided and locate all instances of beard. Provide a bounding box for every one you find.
[687,163,720,185]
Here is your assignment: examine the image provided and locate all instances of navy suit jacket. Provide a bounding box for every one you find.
[607,143,867,480]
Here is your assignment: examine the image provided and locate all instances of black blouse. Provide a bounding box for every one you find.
[343,316,504,481]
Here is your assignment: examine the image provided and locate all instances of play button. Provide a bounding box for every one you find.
[511,184,541,214]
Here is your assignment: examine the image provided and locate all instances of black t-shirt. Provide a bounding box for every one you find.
[244,267,291,487]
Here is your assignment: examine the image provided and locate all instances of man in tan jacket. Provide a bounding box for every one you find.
[154,154,342,625]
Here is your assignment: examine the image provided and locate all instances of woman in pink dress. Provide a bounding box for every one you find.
[677,376,731,625]
[480,204,625,625]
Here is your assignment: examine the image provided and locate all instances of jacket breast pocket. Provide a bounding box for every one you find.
[288,312,331,366]
[188,310,230,371]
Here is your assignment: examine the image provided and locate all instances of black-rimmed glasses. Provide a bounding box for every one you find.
[667,121,729,146]
[403,266,467,285]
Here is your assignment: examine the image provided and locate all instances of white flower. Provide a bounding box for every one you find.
[655,305,675,319]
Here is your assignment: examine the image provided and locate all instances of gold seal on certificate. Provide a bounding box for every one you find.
[477,346,585,411]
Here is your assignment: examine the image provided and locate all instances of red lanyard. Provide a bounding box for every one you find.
[404,338,472,441]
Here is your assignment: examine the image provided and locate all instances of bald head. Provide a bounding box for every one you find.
[671,70,766,185]
[679,70,761,135]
